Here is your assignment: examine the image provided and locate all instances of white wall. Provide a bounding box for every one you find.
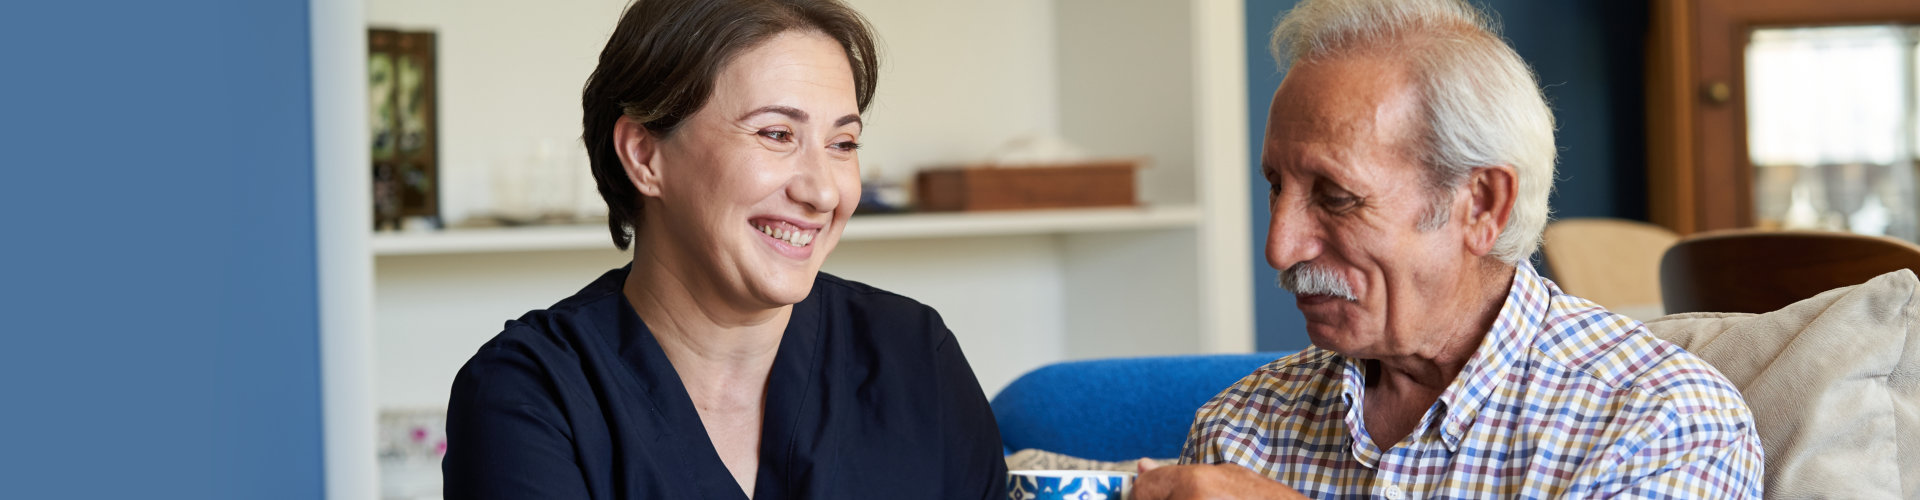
[1061,228,1201,359]
[366,0,627,224]
[848,0,1061,179]
[367,0,1062,223]
[1056,0,1196,206]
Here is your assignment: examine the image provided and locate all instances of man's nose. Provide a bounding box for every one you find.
[1265,196,1321,271]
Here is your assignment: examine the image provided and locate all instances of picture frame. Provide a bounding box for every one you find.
[368,28,441,230]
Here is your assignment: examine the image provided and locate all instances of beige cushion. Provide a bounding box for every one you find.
[1004,449,1172,472]
[1644,269,1920,499]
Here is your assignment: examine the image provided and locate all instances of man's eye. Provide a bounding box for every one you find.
[758,130,791,141]
[1322,195,1358,211]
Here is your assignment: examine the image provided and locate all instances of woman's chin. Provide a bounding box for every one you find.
[739,236,835,307]
[746,270,819,307]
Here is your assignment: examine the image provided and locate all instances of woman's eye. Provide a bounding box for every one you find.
[830,140,862,152]
[758,130,791,142]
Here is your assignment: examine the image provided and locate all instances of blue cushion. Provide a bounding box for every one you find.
[990,352,1293,462]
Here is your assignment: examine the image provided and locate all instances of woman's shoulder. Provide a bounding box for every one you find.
[812,272,939,316]
[810,272,955,349]
[459,269,628,381]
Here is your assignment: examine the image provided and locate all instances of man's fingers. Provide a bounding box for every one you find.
[1131,469,1168,500]
[1131,462,1187,500]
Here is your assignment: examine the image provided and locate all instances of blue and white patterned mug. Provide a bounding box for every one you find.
[1007,470,1133,500]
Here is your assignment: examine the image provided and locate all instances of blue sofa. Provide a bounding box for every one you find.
[989,352,1295,461]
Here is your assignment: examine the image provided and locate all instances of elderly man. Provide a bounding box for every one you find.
[1132,0,1763,498]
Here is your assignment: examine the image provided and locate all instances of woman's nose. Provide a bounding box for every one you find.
[787,149,843,213]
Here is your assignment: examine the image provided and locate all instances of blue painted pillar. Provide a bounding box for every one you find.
[0,1,325,498]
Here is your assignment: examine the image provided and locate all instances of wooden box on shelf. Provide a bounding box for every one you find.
[914,160,1139,212]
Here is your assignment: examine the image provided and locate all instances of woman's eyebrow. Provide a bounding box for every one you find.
[740,105,808,122]
[739,106,860,130]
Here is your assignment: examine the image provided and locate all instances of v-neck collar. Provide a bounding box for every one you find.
[754,288,824,500]
[606,273,827,500]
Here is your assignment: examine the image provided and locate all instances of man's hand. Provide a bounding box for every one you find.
[1130,459,1308,500]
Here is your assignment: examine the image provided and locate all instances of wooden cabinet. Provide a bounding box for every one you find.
[1646,0,1920,235]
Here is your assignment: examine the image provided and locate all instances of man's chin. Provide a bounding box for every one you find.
[1300,311,1374,352]
[1301,318,1341,342]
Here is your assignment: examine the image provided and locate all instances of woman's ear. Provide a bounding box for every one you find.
[1463,165,1517,256]
[613,116,665,198]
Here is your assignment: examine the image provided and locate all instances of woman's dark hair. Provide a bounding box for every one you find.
[582,0,880,250]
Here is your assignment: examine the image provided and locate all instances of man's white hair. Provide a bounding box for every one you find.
[1271,0,1556,263]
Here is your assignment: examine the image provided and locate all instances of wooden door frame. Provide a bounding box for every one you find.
[1646,0,1920,235]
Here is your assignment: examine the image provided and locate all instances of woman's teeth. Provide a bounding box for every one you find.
[758,224,815,247]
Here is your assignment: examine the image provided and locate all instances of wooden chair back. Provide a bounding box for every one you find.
[1660,229,1920,314]
[1542,218,1680,312]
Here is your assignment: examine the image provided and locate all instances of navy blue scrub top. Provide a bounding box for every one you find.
[443,267,1008,500]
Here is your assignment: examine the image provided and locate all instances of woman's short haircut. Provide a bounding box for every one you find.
[582,0,879,250]
[1271,0,1556,263]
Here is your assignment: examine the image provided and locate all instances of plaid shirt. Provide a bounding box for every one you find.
[1182,262,1763,498]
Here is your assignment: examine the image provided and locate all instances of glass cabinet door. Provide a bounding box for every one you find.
[1746,25,1919,240]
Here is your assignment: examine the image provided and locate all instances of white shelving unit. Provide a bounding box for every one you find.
[315,2,1252,499]
[371,224,612,256]
[371,205,1201,255]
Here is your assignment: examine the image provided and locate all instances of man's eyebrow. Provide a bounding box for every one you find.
[740,105,808,122]
[834,114,861,128]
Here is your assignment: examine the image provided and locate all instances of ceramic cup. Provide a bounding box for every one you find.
[1007,470,1133,500]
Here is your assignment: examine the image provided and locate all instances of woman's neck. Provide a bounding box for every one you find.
[624,234,779,498]
[622,243,788,402]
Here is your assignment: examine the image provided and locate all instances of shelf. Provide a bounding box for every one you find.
[843,205,1199,240]
[372,223,615,256]
[371,205,1201,256]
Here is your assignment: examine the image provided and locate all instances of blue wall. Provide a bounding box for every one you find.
[1247,0,1311,351]
[1248,0,1649,350]
[0,1,324,498]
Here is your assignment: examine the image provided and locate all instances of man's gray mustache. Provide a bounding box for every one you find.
[1278,262,1357,301]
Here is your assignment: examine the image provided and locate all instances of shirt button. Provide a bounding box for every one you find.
[1383,485,1405,500]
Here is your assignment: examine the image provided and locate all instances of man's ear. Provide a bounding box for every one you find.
[1462,165,1517,257]
[614,116,665,198]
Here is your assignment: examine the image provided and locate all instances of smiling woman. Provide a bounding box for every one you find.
[439,1,1007,499]
[616,30,866,311]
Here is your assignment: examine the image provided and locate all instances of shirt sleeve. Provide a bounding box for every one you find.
[442,338,592,500]
[932,321,1011,500]
[1180,397,1228,465]
[1584,406,1766,499]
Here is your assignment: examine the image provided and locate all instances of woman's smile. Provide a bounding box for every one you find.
[750,216,823,259]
